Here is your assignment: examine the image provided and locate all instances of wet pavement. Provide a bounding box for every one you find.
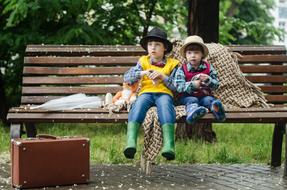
[1,152,287,190]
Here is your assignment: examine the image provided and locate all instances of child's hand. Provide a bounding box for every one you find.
[199,74,209,82]
[140,71,150,77]
[193,80,201,89]
[147,70,167,81]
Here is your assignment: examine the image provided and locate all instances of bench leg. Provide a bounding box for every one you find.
[284,123,287,177]
[271,122,285,167]
[25,123,37,137]
[10,124,22,139]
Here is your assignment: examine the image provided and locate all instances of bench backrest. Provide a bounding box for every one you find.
[22,45,287,106]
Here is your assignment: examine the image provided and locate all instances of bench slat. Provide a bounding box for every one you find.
[260,86,287,93]
[245,76,287,83]
[7,113,129,123]
[23,76,123,85]
[239,55,287,63]
[24,56,287,70]
[20,95,287,105]
[24,55,287,66]
[22,86,122,94]
[26,45,286,56]
[19,95,287,105]
[8,107,287,113]
[23,86,285,95]
[7,112,287,123]
[21,96,65,104]
[9,108,118,113]
[228,45,286,55]
[239,65,287,73]
[23,66,287,75]
[23,67,130,75]
[26,45,145,56]
[266,95,287,103]
[24,56,139,66]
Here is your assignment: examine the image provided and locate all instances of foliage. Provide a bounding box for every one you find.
[219,0,284,44]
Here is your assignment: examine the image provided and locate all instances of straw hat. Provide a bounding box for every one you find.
[140,27,173,53]
[179,35,209,58]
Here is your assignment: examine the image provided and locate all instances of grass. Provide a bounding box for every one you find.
[0,122,285,165]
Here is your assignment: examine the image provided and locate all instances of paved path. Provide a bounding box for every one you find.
[1,154,287,190]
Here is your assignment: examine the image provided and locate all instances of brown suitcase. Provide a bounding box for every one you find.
[11,135,90,189]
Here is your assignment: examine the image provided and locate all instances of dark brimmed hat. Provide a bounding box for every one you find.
[140,27,173,53]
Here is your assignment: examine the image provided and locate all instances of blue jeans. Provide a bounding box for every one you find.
[178,95,216,110]
[128,93,176,125]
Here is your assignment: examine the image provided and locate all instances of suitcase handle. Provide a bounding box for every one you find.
[36,134,57,139]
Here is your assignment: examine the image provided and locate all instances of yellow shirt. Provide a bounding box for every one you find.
[138,55,179,97]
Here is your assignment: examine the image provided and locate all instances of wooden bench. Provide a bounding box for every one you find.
[7,44,287,176]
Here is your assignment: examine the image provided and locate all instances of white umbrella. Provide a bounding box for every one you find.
[30,93,103,110]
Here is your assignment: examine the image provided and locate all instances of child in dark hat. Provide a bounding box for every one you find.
[123,27,179,160]
[174,35,226,124]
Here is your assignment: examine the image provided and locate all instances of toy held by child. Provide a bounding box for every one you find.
[174,35,226,124]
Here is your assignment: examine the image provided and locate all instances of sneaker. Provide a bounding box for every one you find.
[186,106,207,124]
[211,100,226,122]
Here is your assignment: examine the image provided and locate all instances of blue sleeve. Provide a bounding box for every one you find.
[123,62,142,85]
[163,65,178,91]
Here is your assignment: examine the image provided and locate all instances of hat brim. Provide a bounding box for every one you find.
[140,36,173,53]
[179,42,209,58]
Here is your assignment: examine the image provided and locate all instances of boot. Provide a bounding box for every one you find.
[211,100,226,122]
[186,103,207,124]
[161,123,175,160]
[123,122,140,159]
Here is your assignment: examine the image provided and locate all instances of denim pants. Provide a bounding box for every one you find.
[178,95,216,110]
[128,93,176,125]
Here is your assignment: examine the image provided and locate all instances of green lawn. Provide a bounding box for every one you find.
[1,122,284,165]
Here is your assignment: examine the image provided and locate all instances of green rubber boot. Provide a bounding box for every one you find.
[161,123,175,160]
[123,122,140,159]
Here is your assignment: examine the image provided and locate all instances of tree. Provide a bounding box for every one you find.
[188,0,219,42]
[0,72,7,125]
[219,0,284,44]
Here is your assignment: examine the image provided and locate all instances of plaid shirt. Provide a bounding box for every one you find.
[174,61,219,94]
[124,57,178,91]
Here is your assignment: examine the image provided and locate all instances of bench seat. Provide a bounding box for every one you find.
[7,107,287,123]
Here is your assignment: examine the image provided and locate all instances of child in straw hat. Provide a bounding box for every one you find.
[123,27,180,160]
[174,35,226,124]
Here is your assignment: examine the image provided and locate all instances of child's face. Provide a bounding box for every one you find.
[147,41,166,61]
[185,45,203,68]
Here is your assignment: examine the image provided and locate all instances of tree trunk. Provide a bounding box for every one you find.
[0,72,8,125]
[176,123,216,143]
[188,0,219,43]
[176,0,220,142]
